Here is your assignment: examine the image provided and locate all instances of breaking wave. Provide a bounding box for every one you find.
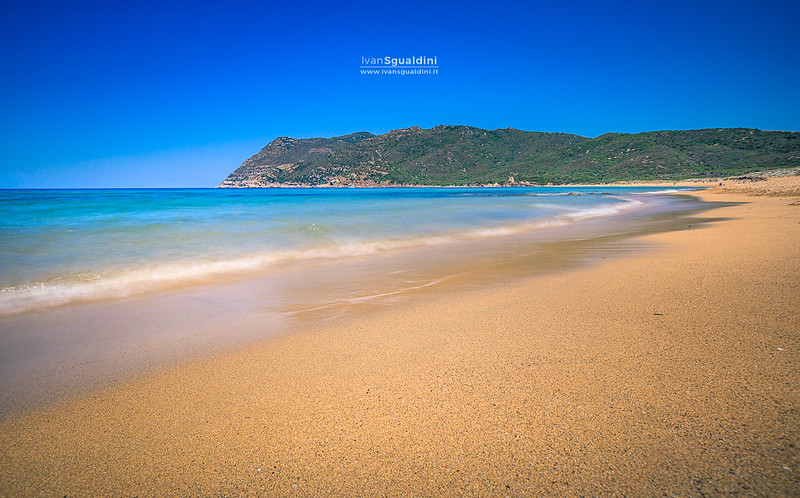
[0,197,644,316]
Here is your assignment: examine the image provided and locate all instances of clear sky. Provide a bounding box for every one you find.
[2,0,799,188]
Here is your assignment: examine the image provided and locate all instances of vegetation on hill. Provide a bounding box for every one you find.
[219,126,800,187]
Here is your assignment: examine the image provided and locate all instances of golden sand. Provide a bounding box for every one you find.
[1,177,799,495]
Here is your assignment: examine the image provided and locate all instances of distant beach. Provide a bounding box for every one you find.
[1,178,798,495]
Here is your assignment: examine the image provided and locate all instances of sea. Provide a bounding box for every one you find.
[0,186,699,316]
[0,186,709,414]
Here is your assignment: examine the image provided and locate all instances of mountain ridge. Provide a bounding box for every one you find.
[219,126,800,187]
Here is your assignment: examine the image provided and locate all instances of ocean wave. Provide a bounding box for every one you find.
[634,188,683,195]
[0,197,645,316]
[524,192,584,197]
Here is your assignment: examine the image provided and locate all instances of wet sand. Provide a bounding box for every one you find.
[1,178,799,495]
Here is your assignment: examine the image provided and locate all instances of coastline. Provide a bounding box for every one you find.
[1,178,798,494]
[0,188,705,418]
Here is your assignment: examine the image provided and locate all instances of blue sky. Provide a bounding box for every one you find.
[2,0,799,188]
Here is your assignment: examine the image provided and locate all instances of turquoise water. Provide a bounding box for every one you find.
[0,186,693,315]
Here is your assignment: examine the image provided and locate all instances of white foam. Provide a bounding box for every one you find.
[564,198,644,220]
[525,192,583,197]
[636,189,681,195]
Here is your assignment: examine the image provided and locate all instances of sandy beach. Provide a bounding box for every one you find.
[1,178,798,495]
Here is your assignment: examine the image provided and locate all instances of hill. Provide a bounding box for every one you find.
[218,126,800,187]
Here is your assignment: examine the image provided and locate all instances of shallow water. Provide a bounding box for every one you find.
[0,187,689,316]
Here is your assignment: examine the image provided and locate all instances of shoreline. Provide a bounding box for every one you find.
[0,190,709,419]
[0,186,688,319]
[1,177,798,494]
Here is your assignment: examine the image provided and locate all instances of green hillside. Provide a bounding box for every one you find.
[219,126,800,187]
